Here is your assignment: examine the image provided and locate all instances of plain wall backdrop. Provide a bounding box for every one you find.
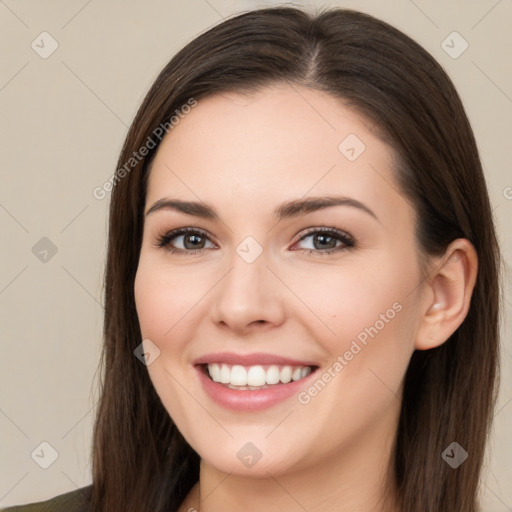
[1,0,511,509]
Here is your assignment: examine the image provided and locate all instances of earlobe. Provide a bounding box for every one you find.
[415,238,478,351]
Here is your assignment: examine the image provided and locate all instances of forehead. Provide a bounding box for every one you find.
[145,84,410,228]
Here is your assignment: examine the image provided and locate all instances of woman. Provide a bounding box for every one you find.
[4,5,501,512]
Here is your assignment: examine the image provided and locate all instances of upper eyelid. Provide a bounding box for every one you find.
[296,226,353,242]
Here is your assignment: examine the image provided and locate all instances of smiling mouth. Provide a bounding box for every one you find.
[200,363,319,390]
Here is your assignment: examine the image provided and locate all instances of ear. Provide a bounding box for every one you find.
[415,238,478,350]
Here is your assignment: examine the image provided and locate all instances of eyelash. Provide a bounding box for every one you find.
[154,226,355,257]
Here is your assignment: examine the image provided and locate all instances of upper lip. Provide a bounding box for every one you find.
[193,352,318,367]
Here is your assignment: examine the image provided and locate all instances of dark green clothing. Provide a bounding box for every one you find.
[1,486,91,512]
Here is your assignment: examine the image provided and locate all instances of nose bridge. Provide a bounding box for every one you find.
[211,237,284,331]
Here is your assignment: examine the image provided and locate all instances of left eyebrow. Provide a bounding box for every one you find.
[274,196,379,223]
[145,195,379,223]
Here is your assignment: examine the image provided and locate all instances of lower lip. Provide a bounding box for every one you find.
[195,365,317,412]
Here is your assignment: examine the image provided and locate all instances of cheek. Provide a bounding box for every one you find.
[134,259,202,426]
[288,264,418,429]
[285,255,421,404]
[134,257,202,343]
[289,257,417,346]
[134,271,169,340]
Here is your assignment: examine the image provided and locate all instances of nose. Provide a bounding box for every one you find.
[209,246,286,335]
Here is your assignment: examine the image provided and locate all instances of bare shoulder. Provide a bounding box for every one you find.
[0,486,92,512]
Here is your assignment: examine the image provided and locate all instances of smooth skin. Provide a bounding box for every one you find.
[134,83,477,512]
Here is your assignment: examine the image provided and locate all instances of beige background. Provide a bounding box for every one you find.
[0,0,510,509]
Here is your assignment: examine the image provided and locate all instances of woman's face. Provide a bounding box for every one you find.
[134,84,428,478]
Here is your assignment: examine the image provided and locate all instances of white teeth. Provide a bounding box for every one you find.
[247,365,266,386]
[220,364,231,384]
[206,363,314,388]
[300,367,311,379]
[280,366,292,384]
[231,365,247,386]
[266,365,280,385]
[209,363,221,382]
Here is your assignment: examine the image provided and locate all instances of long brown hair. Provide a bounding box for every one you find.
[91,7,501,511]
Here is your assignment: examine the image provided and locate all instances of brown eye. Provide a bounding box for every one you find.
[293,228,355,255]
[156,228,216,254]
